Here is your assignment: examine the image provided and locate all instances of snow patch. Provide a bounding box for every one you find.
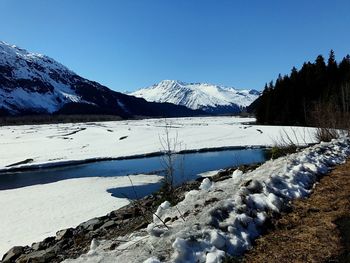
[199,178,213,191]
[232,169,243,178]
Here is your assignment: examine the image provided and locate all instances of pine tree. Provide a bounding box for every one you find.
[328,49,336,67]
[250,50,350,126]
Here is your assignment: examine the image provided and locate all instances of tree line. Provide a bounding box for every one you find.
[249,50,350,127]
[0,114,122,126]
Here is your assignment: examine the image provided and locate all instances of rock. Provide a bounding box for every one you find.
[31,242,43,251]
[122,212,133,220]
[79,218,102,231]
[44,245,60,255]
[109,243,117,250]
[133,221,149,231]
[142,199,154,207]
[57,238,72,250]
[55,228,73,241]
[243,179,253,187]
[86,231,99,239]
[246,180,263,193]
[2,246,24,262]
[17,249,55,263]
[42,236,55,246]
[99,215,109,221]
[107,211,118,219]
[101,220,116,229]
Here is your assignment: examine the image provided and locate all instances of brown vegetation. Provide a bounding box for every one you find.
[310,101,350,142]
[242,160,350,263]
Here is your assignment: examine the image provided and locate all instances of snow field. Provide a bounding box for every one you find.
[0,174,162,258]
[0,116,317,170]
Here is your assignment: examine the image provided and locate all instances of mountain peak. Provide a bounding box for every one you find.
[0,41,41,60]
[156,79,188,87]
[0,41,75,76]
[131,80,260,114]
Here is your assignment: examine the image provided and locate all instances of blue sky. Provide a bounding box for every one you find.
[1,0,350,92]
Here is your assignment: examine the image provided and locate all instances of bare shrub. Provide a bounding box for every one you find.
[276,127,308,147]
[158,119,185,198]
[267,127,310,159]
[310,101,350,142]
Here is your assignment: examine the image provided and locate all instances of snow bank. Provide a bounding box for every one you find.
[64,138,350,263]
[0,116,316,171]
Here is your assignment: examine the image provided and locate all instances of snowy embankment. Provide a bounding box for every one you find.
[0,116,316,171]
[65,138,350,263]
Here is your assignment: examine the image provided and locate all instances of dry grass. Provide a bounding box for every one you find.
[242,160,350,263]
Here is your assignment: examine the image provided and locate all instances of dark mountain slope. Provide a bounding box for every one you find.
[0,41,204,118]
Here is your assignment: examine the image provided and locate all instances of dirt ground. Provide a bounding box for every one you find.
[242,160,350,263]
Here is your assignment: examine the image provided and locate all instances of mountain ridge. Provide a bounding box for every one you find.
[0,41,203,118]
[130,80,260,114]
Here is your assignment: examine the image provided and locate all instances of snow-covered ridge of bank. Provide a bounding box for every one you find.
[65,138,350,263]
[0,116,317,171]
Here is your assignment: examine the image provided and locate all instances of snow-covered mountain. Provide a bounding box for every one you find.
[130,80,260,114]
[0,41,202,117]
